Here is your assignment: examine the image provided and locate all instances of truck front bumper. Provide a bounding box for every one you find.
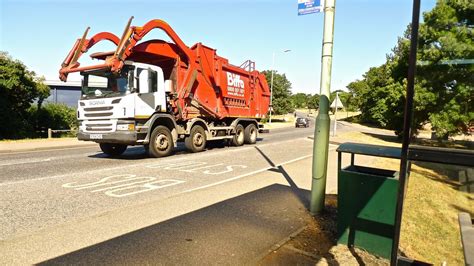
[78,131,139,144]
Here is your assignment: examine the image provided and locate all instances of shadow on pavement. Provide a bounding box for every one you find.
[254,145,309,209]
[38,184,311,265]
[361,132,401,144]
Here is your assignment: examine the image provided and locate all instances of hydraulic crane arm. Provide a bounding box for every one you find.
[58,17,222,119]
[59,29,120,81]
[59,17,197,81]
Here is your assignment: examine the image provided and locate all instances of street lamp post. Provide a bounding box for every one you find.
[310,0,336,214]
[269,49,291,123]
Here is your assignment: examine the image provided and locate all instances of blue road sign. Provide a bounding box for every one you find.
[298,0,323,16]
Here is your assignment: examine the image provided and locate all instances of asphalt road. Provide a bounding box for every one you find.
[0,119,354,264]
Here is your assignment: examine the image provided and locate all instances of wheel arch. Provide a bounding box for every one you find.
[144,114,178,147]
[230,118,258,133]
[185,118,210,139]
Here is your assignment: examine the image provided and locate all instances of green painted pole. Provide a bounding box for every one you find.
[310,0,336,214]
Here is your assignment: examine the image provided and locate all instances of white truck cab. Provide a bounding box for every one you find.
[77,61,172,154]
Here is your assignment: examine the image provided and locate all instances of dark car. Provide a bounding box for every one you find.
[295,117,309,128]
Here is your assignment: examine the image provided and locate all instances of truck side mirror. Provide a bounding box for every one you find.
[164,80,173,93]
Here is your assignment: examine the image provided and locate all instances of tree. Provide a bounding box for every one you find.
[291,93,311,109]
[339,91,358,112]
[347,64,405,130]
[307,94,320,110]
[416,0,474,138]
[0,52,50,139]
[262,70,295,115]
[347,0,473,138]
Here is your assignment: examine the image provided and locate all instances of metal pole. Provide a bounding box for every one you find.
[269,51,275,124]
[333,91,338,136]
[390,0,420,264]
[310,0,336,214]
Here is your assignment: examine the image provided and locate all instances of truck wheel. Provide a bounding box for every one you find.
[185,125,207,153]
[149,125,173,158]
[232,124,245,146]
[244,123,257,144]
[99,143,127,156]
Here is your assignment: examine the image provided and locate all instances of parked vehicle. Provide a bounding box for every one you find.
[59,18,270,157]
[295,117,309,128]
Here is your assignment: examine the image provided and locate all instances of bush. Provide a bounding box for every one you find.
[0,52,50,139]
[28,103,77,135]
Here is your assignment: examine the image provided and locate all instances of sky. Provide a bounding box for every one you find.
[0,0,437,95]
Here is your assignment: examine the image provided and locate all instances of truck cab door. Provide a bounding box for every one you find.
[134,65,166,118]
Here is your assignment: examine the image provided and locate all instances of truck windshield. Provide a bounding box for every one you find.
[81,67,133,99]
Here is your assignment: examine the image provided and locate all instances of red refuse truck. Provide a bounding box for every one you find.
[59,17,270,157]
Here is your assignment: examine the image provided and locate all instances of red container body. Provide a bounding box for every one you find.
[59,19,271,122]
[174,43,271,121]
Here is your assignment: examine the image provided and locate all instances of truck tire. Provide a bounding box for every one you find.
[185,125,207,153]
[99,143,127,156]
[149,125,173,158]
[232,124,245,146]
[244,123,257,144]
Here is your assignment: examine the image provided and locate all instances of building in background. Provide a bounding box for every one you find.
[44,80,82,107]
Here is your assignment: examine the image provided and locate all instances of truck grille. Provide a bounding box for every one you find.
[80,104,117,133]
[83,120,114,132]
[85,112,114,117]
[84,106,113,112]
[83,105,114,118]
[86,127,112,132]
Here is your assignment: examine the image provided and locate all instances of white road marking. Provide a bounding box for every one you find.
[104,179,185,198]
[0,136,315,187]
[179,163,224,172]
[0,164,148,187]
[182,154,313,193]
[0,151,116,167]
[202,165,247,175]
[62,173,186,198]
[62,174,149,190]
[0,145,96,156]
[0,158,52,167]
[146,161,247,175]
[182,146,337,194]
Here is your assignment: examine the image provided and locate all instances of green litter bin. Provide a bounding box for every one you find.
[336,143,401,259]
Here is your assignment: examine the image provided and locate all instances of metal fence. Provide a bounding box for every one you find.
[47,128,77,139]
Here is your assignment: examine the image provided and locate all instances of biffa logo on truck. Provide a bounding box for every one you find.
[226,73,245,97]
